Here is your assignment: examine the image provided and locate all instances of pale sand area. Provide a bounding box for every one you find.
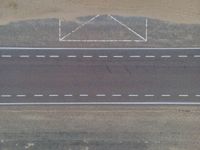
[0,0,200,25]
[0,106,199,150]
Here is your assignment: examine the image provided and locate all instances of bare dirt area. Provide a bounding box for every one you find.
[0,106,199,150]
[0,0,200,25]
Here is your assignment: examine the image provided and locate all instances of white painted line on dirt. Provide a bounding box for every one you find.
[109,15,146,41]
[62,40,133,42]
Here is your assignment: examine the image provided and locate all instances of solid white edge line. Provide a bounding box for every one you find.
[1,47,200,50]
[0,102,199,105]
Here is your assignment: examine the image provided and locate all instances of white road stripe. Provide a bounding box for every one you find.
[113,56,124,58]
[179,94,189,97]
[83,55,93,58]
[1,55,12,58]
[64,94,73,97]
[145,55,155,58]
[49,55,60,58]
[34,94,44,97]
[161,55,171,58]
[19,55,30,58]
[161,94,171,97]
[195,95,200,97]
[16,94,26,97]
[80,94,89,97]
[112,94,122,97]
[98,56,108,58]
[1,102,200,105]
[36,55,46,58]
[49,94,59,97]
[128,94,139,97]
[67,55,77,58]
[144,94,155,97]
[96,94,106,97]
[178,55,188,58]
[129,55,141,58]
[1,95,12,97]
[193,55,200,58]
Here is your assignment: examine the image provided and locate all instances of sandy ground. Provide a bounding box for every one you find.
[0,106,199,149]
[0,0,200,25]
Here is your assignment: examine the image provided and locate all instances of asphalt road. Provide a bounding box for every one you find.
[0,48,200,105]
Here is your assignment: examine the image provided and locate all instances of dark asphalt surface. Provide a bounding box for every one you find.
[0,48,200,104]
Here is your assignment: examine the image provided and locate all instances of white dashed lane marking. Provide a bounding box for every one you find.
[113,56,124,58]
[0,94,199,98]
[49,55,60,58]
[128,94,139,97]
[16,94,26,97]
[64,94,73,97]
[19,55,30,58]
[80,94,89,97]
[161,55,171,58]
[178,55,188,58]
[96,94,106,97]
[1,55,12,58]
[129,55,141,58]
[98,56,108,58]
[49,94,59,97]
[1,55,200,59]
[144,94,155,97]
[34,94,44,97]
[36,55,46,58]
[83,55,93,58]
[179,94,189,97]
[112,94,122,97]
[0,95,12,97]
[161,94,171,97]
[145,56,155,58]
[194,55,200,58]
[67,55,77,58]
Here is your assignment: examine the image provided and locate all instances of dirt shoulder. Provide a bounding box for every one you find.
[0,0,200,25]
[0,106,199,150]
